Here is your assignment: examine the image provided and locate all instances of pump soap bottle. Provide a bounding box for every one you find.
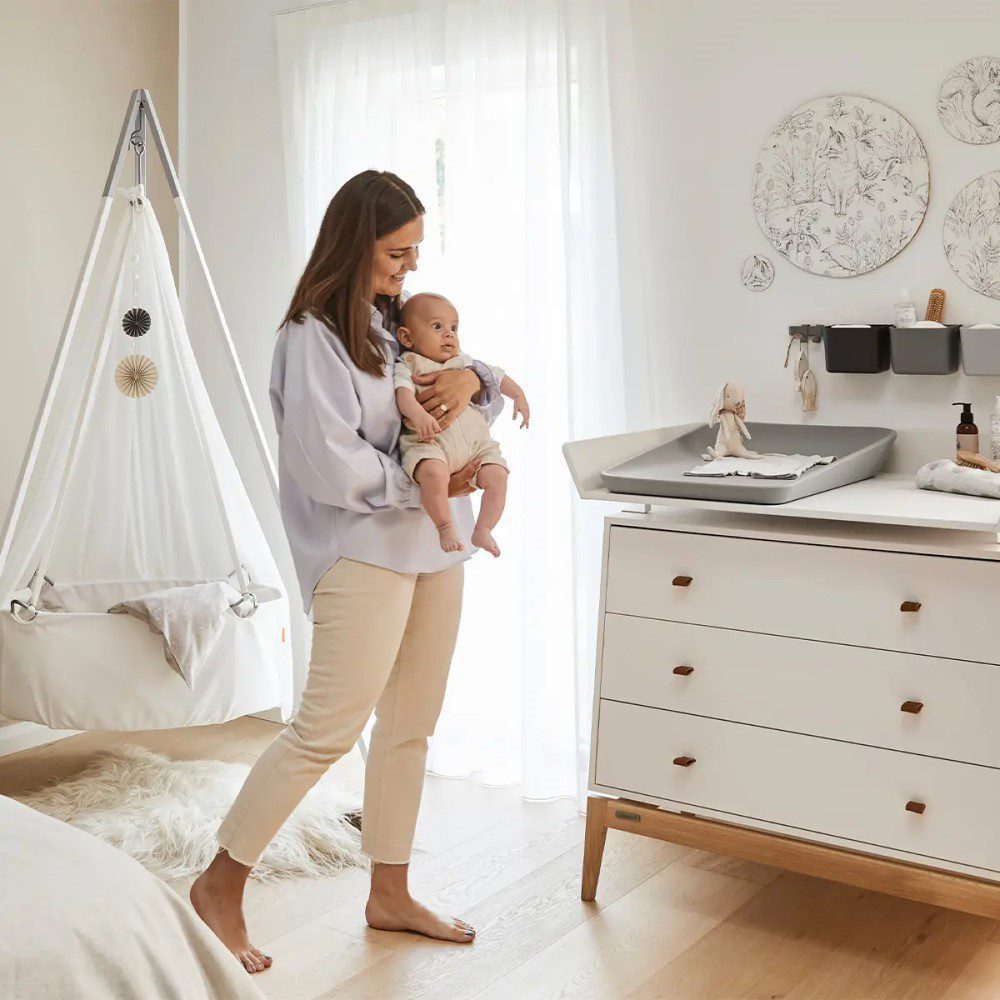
[954,402,979,457]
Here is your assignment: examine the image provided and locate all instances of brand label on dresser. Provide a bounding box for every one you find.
[614,809,641,822]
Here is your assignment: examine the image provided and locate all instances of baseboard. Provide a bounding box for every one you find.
[0,721,78,758]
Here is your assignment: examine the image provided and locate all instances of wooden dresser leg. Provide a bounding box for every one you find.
[582,795,609,902]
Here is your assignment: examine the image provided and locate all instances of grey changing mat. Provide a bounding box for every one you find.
[601,423,895,504]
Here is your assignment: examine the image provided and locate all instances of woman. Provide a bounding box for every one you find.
[191,171,500,973]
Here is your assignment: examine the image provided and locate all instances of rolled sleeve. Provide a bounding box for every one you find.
[466,358,504,425]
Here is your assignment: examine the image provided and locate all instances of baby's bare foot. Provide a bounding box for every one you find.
[437,522,464,552]
[365,892,475,943]
[471,526,500,557]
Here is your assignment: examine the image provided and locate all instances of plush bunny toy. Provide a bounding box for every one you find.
[706,381,760,460]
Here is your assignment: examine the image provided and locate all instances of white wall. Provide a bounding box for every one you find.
[0,1,179,497]
[179,0,320,695]
[179,0,1000,699]
[0,0,178,750]
[631,0,1000,468]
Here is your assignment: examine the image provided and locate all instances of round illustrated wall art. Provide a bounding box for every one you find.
[115,354,159,398]
[753,95,929,278]
[944,170,1000,299]
[938,57,1000,144]
[740,254,775,291]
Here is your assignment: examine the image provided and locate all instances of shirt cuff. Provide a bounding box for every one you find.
[401,471,423,509]
[467,359,499,409]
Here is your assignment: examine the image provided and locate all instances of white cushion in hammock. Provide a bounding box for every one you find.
[0,579,292,732]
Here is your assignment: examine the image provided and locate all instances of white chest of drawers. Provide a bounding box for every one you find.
[580,508,1000,918]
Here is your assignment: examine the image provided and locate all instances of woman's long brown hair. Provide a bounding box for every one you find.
[281,170,425,378]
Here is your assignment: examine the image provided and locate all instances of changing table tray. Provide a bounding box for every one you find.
[600,423,895,504]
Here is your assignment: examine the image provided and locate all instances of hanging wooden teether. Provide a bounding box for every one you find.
[801,369,818,411]
[795,339,818,412]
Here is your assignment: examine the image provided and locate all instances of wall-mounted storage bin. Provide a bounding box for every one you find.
[824,325,890,373]
[960,325,1000,375]
[889,325,960,374]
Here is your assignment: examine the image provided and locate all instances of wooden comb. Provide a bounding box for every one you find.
[925,288,946,323]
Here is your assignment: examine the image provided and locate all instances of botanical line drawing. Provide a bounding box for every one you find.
[938,56,1000,145]
[944,171,1000,300]
[753,95,929,278]
[740,255,775,291]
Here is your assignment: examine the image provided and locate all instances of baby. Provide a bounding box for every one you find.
[394,292,529,557]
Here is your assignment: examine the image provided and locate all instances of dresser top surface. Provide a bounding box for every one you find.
[565,428,1000,536]
[601,474,1000,536]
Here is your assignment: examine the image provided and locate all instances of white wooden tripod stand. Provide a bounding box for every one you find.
[0,89,370,759]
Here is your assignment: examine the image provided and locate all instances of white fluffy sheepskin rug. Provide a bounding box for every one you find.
[17,747,366,881]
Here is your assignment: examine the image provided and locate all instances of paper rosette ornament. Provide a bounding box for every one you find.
[122,308,151,337]
[115,354,158,398]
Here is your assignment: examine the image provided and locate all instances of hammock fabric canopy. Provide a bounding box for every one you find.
[0,188,292,731]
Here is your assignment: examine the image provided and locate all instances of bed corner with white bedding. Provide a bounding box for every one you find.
[0,795,262,1000]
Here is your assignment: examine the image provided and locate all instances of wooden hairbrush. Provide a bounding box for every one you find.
[957,450,1000,473]
[925,288,946,323]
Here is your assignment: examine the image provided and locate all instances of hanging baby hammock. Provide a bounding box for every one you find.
[0,91,293,731]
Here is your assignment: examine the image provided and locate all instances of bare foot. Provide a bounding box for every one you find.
[471,525,500,557]
[190,860,272,975]
[365,891,475,943]
[437,521,464,553]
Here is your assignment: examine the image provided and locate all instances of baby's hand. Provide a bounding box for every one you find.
[408,409,442,442]
[512,393,530,429]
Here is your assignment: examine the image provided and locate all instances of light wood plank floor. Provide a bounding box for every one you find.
[3,718,1000,1000]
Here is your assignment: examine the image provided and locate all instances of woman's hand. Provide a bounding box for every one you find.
[447,460,481,497]
[414,369,480,432]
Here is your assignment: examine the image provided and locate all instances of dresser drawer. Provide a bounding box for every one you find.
[595,700,1000,874]
[600,614,1000,767]
[605,526,1000,664]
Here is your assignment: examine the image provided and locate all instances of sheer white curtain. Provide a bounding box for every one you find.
[276,0,651,802]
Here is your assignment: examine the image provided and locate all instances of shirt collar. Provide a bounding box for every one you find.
[369,301,402,361]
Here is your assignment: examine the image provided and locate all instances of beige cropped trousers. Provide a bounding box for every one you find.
[217,557,463,866]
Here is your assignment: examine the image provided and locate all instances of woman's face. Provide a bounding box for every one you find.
[373,215,424,297]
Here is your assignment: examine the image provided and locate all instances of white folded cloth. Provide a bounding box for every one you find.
[686,453,836,480]
[916,459,1000,499]
[109,581,242,688]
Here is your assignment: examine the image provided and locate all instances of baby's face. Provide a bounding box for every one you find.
[399,299,461,363]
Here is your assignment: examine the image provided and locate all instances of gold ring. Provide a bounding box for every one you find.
[440,404,448,413]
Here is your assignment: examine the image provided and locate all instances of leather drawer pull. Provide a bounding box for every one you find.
[673,756,696,767]
[906,800,926,815]
[672,575,693,588]
[672,665,694,676]
[900,700,924,714]
[900,601,922,613]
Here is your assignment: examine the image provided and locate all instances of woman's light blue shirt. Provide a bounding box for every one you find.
[270,304,502,608]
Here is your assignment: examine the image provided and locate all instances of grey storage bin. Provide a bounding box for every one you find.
[890,325,960,374]
[824,325,890,373]
[961,325,1000,375]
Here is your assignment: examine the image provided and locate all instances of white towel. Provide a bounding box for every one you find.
[109,581,241,688]
[916,459,1000,499]
[686,453,836,480]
